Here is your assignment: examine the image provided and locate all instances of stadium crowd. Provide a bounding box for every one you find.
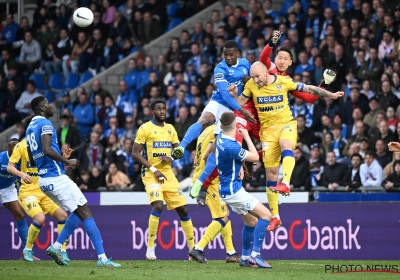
[2,0,400,192]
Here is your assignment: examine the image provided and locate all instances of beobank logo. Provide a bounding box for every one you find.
[131,218,361,251]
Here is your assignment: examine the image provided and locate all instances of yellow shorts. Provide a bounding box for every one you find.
[206,182,228,219]
[18,189,59,218]
[143,170,187,210]
[260,119,297,168]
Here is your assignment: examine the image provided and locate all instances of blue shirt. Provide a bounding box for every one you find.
[73,102,95,136]
[216,133,248,195]
[0,151,16,189]
[211,58,250,111]
[2,23,19,44]
[26,116,65,178]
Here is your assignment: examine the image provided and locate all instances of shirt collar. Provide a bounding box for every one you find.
[32,116,46,120]
[221,133,236,141]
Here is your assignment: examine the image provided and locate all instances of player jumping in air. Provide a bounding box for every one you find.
[216,112,273,268]
[7,138,72,262]
[230,62,343,226]
[132,99,195,260]
[0,139,30,259]
[26,96,120,267]
[188,125,240,264]
[171,41,256,188]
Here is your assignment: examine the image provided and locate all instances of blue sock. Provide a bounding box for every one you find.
[266,181,277,188]
[56,213,81,244]
[83,217,105,256]
[16,219,28,248]
[252,218,270,254]
[198,153,216,183]
[242,225,255,257]
[180,122,203,149]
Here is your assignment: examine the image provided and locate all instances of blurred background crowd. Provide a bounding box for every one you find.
[1,0,400,193]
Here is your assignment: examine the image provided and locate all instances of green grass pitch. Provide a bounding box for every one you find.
[1,260,399,280]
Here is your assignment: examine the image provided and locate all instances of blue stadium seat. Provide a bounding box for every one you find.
[29,73,47,91]
[130,46,137,54]
[44,90,55,103]
[167,2,180,18]
[64,73,79,89]
[168,18,183,31]
[48,73,64,91]
[78,71,93,85]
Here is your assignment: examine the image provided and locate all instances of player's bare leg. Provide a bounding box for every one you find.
[172,111,215,159]
[265,167,282,231]
[269,139,294,196]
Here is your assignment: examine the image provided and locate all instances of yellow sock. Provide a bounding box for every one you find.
[26,223,41,250]
[282,151,295,183]
[147,212,160,248]
[197,220,223,250]
[221,220,235,253]
[180,218,195,250]
[266,187,279,216]
[57,223,69,251]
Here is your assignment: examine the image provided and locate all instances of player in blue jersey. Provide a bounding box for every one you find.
[216,112,272,269]
[25,96,120,268]
[172,40,256,196]
[0,138,30,259]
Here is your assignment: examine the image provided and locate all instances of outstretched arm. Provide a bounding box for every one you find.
[303,85,344,99]
[214,73,242,111]
[227,85,250,107]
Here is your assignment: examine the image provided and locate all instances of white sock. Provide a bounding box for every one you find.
[227,250,236,255]
[241,255,250,260]
[53,242,62,250]
[272,214,280,219]
[194,245,203,251]
[24,247,32,251]
[251,251,259,258]
[282,180,290,186]
[98,253,107,262]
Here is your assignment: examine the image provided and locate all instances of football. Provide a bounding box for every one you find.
[73,7,94,28]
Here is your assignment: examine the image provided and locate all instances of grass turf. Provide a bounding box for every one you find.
[0,260,399,280]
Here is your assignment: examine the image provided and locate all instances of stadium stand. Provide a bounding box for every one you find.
[0,0,400,197]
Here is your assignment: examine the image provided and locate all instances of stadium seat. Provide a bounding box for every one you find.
[168,18,183,31]
[64,73,79,90]
[29,73,47,91]
[44,90,56,103]
[78,71,94,85]
[167,2,180,18]
[48,73,64,91]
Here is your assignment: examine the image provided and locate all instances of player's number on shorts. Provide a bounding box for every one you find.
[40,184,54,193]
[27,132,38,151]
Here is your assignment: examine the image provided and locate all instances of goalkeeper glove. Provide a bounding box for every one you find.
[190,179,203,198]
[196,187,207,207]
[323,69,337,85]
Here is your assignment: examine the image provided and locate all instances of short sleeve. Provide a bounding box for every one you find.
[228,142,248,161]
[134,125,147,145]
[40,119,54,135]
[213,67,226,84]
[286,77,305,92]
[171,126,180,145]
[9,143,22,164]
[242,81,252,98]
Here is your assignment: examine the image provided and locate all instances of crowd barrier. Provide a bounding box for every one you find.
[1,202,399,260]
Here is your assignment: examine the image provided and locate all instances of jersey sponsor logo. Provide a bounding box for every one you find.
[38,169,47,175]
[259,106,274,112]
[153,152,167,157]
[42,126,53,133]
[228,69,234,76]
[33,152,44,160]
[0,173,14,178]
[257,95,283,104]
[153,141,172,148]
[214,73,224,80]
[1,164,7,170]
[235,117,247,126]
[26,171,38,177]
[25,196,38,203]
[262,142,268,149]
[149,184,162,190]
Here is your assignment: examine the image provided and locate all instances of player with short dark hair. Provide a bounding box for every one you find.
[216,112,272,268]
[132,99,195,260]
[26,96,120,267]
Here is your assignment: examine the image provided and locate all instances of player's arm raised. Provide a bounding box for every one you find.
[303,84,344,99]
[227,84,250,107]
[41,134,79,167]
[238,128,259,162]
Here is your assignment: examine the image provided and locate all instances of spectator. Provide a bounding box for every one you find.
[386,106,399,132]
[360,152,383,187]
[45,29,73,77]
[109,11,131,49]
[59,91,74,116]
[346,108,367,138]
[243,161,265,191]
[290,147,310,190]
[297,114,316,149]
[104,133,119,167]
[211,10,225,32]
[116,80,135,118]
[322,151,348,191]
[392,72,400,97]
[105,162,134,191]
[174,107,195,147]
[294,51,314,75]
[19,31,41,77]
[343,88,370,126]
[363,97,385,128]
[89,166,106,191]
[377,80,399,111]
[309,143,325,166]
[57,114,80,151]
[360,80,375,100]
[89,80,111,102]
[165,38,181,68]
[329,124,347,160]
[103,116,125,139]
[358,48,384,92]
[97,95,125,130]
[9,121,26,141]
[123,115,137,140]
[143,71,166,98]
[102,0,116,25]
[383,160,400,192]
[73,91,95,142]
[15,80,42,119]
[77,170,91,191]
[116,138,135,179]
[57,4,70,29]
[14,17,32,55]
[339,143,360,168]
[378,31,395,65]
[156,54,168,81]
[82,29,105,75]
[343,120,369,156]
[383,152,400,179]
[1,13,19,48]
[375,139,391,168]
[0,80,20,129]
[64,32,90,76]
[78,131,105,171]
[0,49,18,85]
[344,153,363,191]
[138,11,162,45]
[370,120,395,151]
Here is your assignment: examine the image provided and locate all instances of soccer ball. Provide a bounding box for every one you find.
[73,7,94,28]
